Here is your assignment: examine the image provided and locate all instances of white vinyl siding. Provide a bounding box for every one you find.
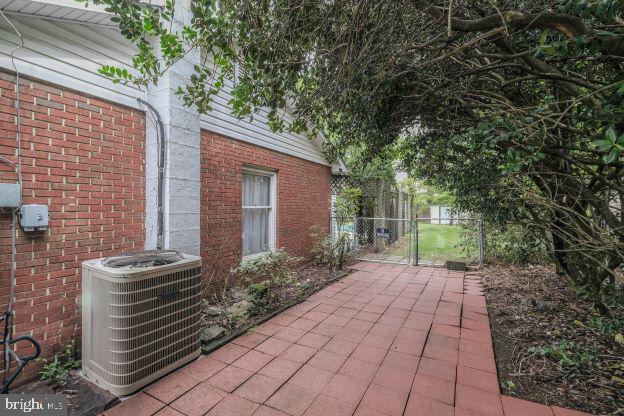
[0,13,140,108]
[199,55,328,166]
[242,168,276,258]
[0,10,329,163]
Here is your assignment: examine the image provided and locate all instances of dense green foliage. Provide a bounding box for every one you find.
[93,0,624,314]
[398,178,454,211]
[482,225,546,265]
[233,250,300,313]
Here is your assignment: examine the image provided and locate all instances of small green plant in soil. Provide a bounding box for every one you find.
[224,310,245,331]
[528,341,598,367]
[39,342,81,381]
[246,282,269,306]
[501,380,516,395]
[309,226,335,268]
[585,316,624,335]
[296,278,313,298]
[310,226,356,270]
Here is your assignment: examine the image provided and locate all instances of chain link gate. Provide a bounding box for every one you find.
[412,217,483,267]
[333,216,484,267]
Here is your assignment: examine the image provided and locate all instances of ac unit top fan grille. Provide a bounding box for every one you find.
[102,250,184,269]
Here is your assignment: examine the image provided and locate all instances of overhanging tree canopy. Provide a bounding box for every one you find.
[93,0,624,314]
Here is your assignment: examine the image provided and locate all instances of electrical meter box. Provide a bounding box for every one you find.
[20,204,48,231]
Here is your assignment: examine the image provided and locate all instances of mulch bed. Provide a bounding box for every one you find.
[200,262,348,340]
[481,263,624,416]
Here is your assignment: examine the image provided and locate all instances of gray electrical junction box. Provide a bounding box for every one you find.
[20,204,48,231]
[0,183,21,208]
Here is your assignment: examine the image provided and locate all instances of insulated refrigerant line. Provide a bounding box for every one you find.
[137,98,166,250]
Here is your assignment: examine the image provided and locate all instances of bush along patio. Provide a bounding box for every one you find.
[197,186,359,350]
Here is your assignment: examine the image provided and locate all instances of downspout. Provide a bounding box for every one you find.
[137,98,165,250]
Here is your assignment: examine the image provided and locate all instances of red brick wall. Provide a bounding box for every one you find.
[200,130,331,287]
[0,71,145,383]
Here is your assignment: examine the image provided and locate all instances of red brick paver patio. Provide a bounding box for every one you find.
[103,262,594,416]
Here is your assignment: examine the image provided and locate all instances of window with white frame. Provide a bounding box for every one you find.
[242,168,276,258]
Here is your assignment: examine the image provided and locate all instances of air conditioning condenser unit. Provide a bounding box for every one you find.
[81,250,202,396]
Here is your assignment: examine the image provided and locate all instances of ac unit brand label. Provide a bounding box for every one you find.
[1,395,66,416]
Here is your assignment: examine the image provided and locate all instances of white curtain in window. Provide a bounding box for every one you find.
[242,173,271,256]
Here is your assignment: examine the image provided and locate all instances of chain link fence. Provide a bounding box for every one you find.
[330,175,484,268]
[331,215,483,267]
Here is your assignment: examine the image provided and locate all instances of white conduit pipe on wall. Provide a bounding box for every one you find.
[0,8,24,373]
[137,98,166,250]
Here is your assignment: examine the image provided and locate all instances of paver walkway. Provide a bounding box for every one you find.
[104,262,593,416]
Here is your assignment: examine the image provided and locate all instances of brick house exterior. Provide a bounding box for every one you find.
[201,131,331,286]
[0,72,146,381]
[0,70,333,384]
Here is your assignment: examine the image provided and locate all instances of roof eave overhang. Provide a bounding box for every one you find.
[0,0,164,27]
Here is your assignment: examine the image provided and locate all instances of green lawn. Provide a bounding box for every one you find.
[390,223,478,263]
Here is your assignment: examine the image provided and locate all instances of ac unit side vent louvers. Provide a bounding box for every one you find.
[82,252,202,396]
